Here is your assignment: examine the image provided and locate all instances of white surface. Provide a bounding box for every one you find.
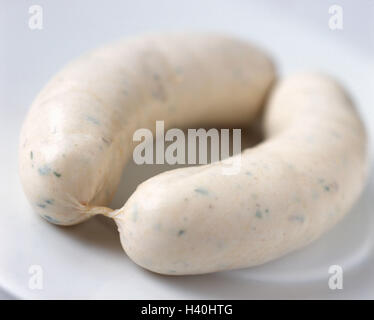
[1,0,373,299]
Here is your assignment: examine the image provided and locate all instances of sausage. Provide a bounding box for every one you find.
[19,33,275,225]
[114,73,368,275]
[19,33,368,275]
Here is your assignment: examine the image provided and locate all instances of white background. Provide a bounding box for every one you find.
[0,0,373,299]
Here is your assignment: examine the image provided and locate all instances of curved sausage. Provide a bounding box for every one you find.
[19,33,368,275]
[19,33,275,225]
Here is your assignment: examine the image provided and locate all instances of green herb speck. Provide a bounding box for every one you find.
[255,210,262,219]
[194,188,209,196]
[44,215,60,224]
[53,171,61,178]
[38,165,51,176]
[86,115,100,125]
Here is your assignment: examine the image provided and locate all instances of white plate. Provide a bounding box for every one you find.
[1,0,373,299]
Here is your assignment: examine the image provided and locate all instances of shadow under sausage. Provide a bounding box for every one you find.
[49,215,124,255]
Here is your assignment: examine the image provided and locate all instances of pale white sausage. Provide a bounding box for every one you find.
[19,33,368,275]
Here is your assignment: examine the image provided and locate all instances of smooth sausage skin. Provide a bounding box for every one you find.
[114,74,368,275]
[19,33,368,275]
[19,33,275,225]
